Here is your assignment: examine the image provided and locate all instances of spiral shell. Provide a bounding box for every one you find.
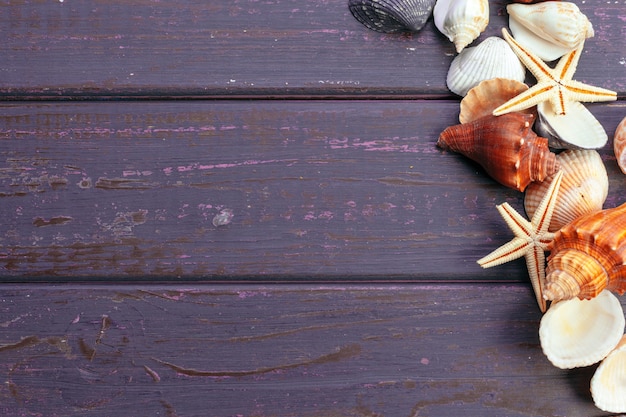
[524,149,608,232]
[613,115,626,175]
[591,335,626,413]
[508,1,594,61]
[544,202,626,302]
[459,78,533,124]
[446,37,526,97]
[539,290,625,369]
[437,113,558,192]
[434,0,489,53]
[348,0,437,33]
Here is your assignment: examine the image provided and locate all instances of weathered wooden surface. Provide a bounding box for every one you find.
[2,0,626,415]
[1,0,625,98]
[0,284,620,417]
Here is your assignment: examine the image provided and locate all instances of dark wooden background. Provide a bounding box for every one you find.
[1,1,625,415]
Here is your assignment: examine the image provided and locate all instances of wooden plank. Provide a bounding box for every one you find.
[1,1,624,98]
[0,283,618,416]
[2,100,624,280]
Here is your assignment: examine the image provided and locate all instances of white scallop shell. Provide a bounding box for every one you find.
[613,115,626,175]
[434,0,489,53]
[524,149,608,232]
[591,335,626,413]
[507,1,594,61]
[535,100,608,149]
[539,290,625,369]
[446,37,526,97]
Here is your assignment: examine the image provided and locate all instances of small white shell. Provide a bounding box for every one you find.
[507,1,594,61]
[535,100,608,149]
[539,290,625,369]
[446,37,526,97]
[434,0,489,53]
[591,335,626,413]
[524,149,608,232]
[613,115,626,175]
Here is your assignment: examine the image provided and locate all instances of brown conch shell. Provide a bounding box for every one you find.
[544,202,626,302]
[613,115,626,175]
[437,113,558,192]
[524,149,608,232]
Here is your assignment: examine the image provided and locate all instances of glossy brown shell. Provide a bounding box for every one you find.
[544,202,626,301]
[437,112,558,192]
[613,115,626,174]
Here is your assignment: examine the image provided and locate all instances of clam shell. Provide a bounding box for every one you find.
[349,0,437,33]
[591,335,626,413]
[508,1,594,61]
[613,115,626,175]
[535,100,608,149]
[433,0,489,53]
[524,149,608,232]
[539,290,625,369]
[459,78,533,124]
[446,37,526,97]
[544,202,626,302]
[437,112,558,192]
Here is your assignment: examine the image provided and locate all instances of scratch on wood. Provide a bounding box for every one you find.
[0,336,40,352]
[95,177,157,190]
[32,216,73,227]
[79,338,96,361]
[144,365,161,382]
[153,344,361,377]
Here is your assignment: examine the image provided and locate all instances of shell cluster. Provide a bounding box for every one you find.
[349,0,626,412]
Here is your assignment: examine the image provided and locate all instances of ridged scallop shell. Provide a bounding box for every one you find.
[539,290,625,369]
[508,1,594,61]
[348,0,437,33]
[544,202,626,302]
[434,0,489,53]
[459,78,533,124]
[437,113,558,192]
[535,101,608,149]
[613,115,626,175]
[524,149,608,232]
[591,335,626,413]
[446,37,526,97]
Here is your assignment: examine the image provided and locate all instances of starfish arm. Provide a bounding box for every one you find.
[563,79,617,103]
[477,238,530,268]
[530,171,563,234]
[497,203,533,238]
[554,40,584,81]
[493,84,554,116]
[501,28,554,83]
[524,246,547,312]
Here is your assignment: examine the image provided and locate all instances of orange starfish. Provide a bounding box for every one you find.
[477,171,563,312]
[493,29,616,116]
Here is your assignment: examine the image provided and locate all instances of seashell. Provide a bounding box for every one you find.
[433,0,489,53]
[510,0,556,3]
[591,335,626,413]
[437,112,558,192]
[524,149,608,232]
[508,1,594,61]
[613,115,626,175]
[535,100,608,149]
[544,202,626,302]
[459,78,533,124]
[539,290,625,369]
[348,0,437,33]
[446,37,526,97]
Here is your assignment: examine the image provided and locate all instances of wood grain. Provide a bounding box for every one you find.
[1,0,624,98]
[2,101,624,280]
[0,283,618,417]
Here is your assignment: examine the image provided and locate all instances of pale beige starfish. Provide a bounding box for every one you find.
[477,171,564,313]
[493,28,617,116]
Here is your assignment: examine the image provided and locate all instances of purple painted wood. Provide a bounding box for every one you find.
[1,101,624,280]
[0,283,619,416]
[1,0,624,98]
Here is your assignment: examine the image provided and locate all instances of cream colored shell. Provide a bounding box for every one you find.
[434,0,489,53]
[524,149,608,232]
[535,101,608,150]
[507,1,594,61]
[446,37,526,97]
[613,115,626,175]
[591,335,626,413]
[539,290,625,369]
